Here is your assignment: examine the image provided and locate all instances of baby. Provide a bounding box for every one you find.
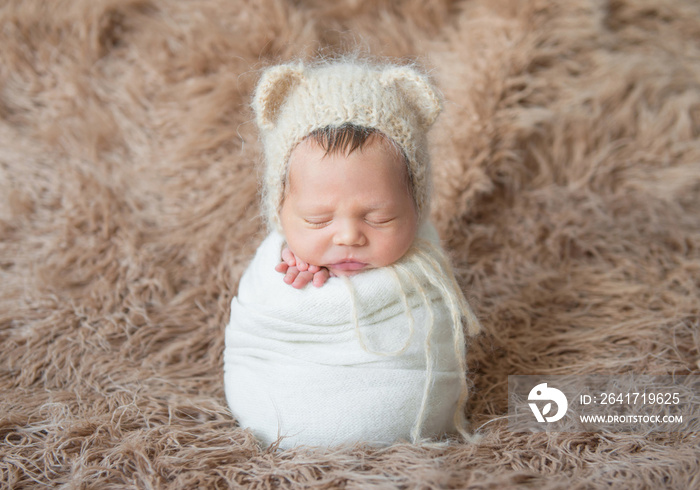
[224,59,481,449]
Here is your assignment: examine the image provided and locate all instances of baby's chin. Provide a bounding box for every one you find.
[329,269,360,277]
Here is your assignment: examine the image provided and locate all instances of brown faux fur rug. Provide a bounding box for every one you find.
[1,0,699,488]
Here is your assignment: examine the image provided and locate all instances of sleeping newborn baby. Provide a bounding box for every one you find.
[224,59,481,449]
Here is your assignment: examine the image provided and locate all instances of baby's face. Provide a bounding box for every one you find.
[280,136,418,277]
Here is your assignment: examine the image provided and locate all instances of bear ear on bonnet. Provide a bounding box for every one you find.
[380,66,442,128]
[252,63,305,130]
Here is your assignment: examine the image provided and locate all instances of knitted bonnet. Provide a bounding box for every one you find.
[252,59,442,232]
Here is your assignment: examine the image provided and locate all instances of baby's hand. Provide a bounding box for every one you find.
[275,247,330,288]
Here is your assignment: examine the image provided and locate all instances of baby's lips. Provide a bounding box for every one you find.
[329,261,367,272]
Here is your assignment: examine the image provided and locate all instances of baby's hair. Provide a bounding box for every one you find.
[307,123,379,157]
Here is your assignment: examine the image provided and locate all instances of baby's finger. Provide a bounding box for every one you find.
[312,269,330,287]
[275,262,289,274]
[292,271,313,289]
[308,264,321,273]
[283,266,299,285]
[296,259,309,272]
[281,247,296,266]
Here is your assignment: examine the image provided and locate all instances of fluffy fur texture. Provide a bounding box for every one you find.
[1,0,699,488]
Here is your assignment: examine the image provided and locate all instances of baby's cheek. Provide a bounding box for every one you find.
[303,243,328,267]
[385,230,416,265]
[288,233,325,267]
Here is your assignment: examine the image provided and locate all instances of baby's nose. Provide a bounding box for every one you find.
[333,220,367,247]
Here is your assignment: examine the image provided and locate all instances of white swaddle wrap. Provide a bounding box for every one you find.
[224,222,479,448]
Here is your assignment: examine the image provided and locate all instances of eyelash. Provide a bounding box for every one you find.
[303,217,396,228]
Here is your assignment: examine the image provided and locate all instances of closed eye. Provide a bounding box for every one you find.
[304,218,331,228]
[365,217,396,226]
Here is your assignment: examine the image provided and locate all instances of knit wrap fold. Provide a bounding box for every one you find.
[223,222,472,448]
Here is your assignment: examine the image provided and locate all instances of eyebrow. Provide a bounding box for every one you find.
[363,202,395,211]
[297,202,396,215]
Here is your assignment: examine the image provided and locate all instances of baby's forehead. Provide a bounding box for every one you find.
[286,135,410,188]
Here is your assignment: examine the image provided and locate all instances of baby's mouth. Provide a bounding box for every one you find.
[329,260,367,272]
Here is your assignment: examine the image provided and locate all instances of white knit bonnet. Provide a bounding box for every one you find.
[252,59,442,233]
